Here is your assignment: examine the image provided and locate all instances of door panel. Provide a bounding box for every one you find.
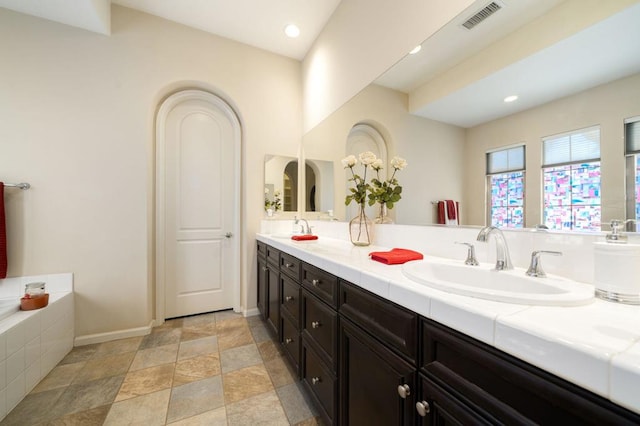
[159,91,239,319]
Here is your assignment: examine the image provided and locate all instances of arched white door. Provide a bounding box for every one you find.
[345,123,387,220]
[156,90,241,320]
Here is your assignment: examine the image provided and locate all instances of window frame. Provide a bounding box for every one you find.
[485,144,526,228]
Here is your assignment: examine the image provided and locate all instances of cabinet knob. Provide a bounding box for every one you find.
[397,384,411,399]
[312,279,320,286]
[311,377,321,385]
[416,401,430,417]
[261,267,268,272]
[285,263,294,268]
[285,296,294,302]
[284,338,293,344]
[311,321,321,329]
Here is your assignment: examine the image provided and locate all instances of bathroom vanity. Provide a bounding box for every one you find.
[256,230,640,425]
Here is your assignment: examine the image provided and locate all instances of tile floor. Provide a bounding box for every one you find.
[1,310,321,425]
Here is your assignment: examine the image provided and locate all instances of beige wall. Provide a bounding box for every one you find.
[302,0,475,133]
[464,72,640,227]
[303,84,466,224]
[0,6,302,339]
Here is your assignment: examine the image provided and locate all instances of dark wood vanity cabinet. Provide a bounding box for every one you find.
[257,242,640,426]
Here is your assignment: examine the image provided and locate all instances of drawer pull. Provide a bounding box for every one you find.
[285,296,294,302]
[311,321,321,329]
[311,279,321,286]
[285,263,294,268]
[416,401,430,417]
[261,267,268,272]
[284,338,293,344]
[311,377,321,385]
[397,384,411,399]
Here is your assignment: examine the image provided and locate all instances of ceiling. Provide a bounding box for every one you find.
[0,0,342,60]
[376,0,640,128]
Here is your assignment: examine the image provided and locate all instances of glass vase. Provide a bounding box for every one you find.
[349,204,373,246]
[374,204,394,224]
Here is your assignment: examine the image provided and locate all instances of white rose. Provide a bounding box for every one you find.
[274,189,281,196]
[341,155,357,168]
[371,158,384,170]
[265,188,269,194]
[391,156,407,170]
[359,151,377,166]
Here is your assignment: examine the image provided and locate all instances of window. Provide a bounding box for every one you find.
[542,126,601,231]
[486,145,525,228]
[625,117,640,227]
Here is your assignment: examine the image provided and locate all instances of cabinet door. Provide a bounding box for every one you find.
[266,264,279,336]
[257,257,268,320]
[340,318,416,426]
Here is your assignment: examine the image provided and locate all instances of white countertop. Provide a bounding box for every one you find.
[257,233,640,414]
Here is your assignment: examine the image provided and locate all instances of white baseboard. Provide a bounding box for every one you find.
[244,307,260,317]
[74,320,154,346]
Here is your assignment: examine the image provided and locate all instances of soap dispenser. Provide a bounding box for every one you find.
[594,219,640,304]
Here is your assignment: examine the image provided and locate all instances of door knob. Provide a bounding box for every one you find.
[225,232,233,238]
[397,384,411,399]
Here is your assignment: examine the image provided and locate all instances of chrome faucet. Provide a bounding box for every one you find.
[526,250,562,278]
[295,217,312,235]
[476,226,513,271]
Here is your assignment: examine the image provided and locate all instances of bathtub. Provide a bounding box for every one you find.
[0,273,74,422]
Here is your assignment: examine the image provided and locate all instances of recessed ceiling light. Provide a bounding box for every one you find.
[504,95,518,103]
[409,45,422,55]
[284,24,300,38]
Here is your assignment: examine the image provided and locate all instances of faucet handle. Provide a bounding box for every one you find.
[526,250,562,278]
[455,242,479,266]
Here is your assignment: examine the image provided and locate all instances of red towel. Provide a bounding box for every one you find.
[291,235,318,241]
[0,182,6,278]
[369,248,423,265]
[446,200,456,221]
[437,201,445,224]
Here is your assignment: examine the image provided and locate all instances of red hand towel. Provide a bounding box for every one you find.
[446,200,457,221]
[291,235,318,241]
[369,248,423,265]
[0,183,6,278]
[437,201,445,224]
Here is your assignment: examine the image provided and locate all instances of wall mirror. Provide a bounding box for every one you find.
[302,0,640,230]
[304,159,335,214]
[264,155,298,213]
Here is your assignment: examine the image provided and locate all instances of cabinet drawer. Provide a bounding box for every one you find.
[281,274,300,324]
[302,263,338,308]
[302,290,338,371]
[280,252,301,281]
[266,245,280,267]
[340,280,417,362]
[257,241,266,259]
[281,313,300,373]
[302,339,337,425]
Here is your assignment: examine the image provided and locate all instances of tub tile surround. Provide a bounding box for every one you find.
[258,220,640,414]
[0,273,74,421]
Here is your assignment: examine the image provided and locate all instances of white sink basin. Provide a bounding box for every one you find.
[402,258,594,306]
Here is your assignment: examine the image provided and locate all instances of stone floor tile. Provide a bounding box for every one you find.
[225,390,289,425]
[115,363,175,402]
[72,351,135,384]
[130,343,179,371]
[58,344,99,365]
[222,364,274,404]
[93,336,143,358]
[220,343,262,373]
[295,416,325,426]
[166,376,225,423]
[103,389,171,426]
[214,309,243,323]
[180,328,217,342]
[173,353,221,386]
[217,325,254,351]
[47,404,111,426]
[249,321,271,343]
[182,312,216,329]
[53,375,124,418]
[177,336,218,360]
[139,328,182,350]
[167,406,227,425]
[31,362,85,393]
[277,382,318,425]
[155,317,184,330]
[257,340,282,361]
[264,355,296,388]
[1,387,66,425]
[216,317,248,334]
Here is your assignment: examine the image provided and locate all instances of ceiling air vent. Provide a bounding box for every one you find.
[461,1,503,30]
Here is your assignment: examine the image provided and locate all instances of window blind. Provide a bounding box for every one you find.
[543,126,600,166]
[486,145,525,174]
[625,118,640,155]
